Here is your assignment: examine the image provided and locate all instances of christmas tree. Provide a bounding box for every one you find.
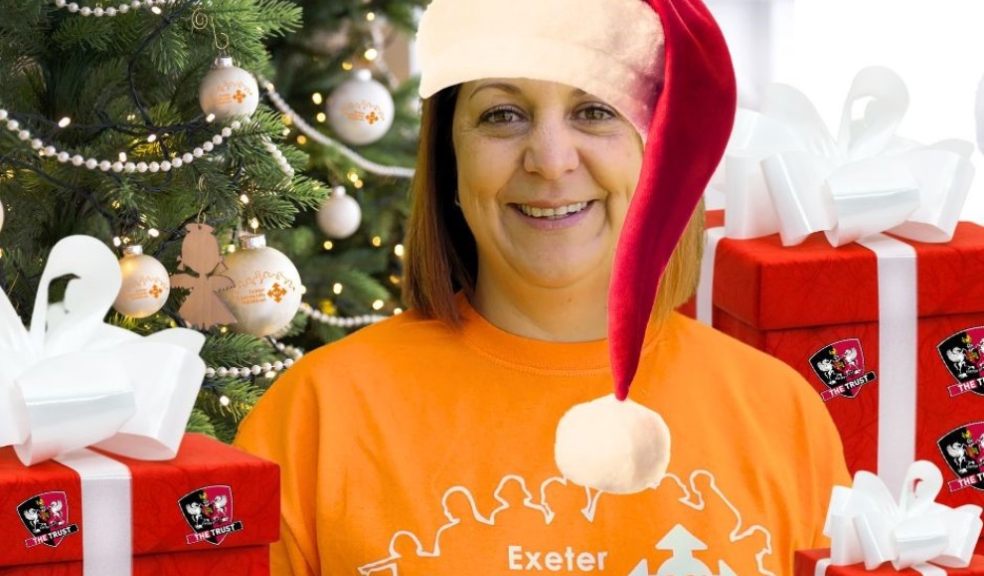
[261,0,424,351]
[0,0,325,442]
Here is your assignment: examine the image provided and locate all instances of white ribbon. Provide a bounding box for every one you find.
[976,74,984,155]
[856,235,917,498]
[723,66,975,247]
[696,227,726,325]
[823,460,983,573]
[55,450,133,575]
[0,235,205,465]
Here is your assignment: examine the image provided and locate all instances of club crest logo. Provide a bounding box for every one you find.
[17,491,79,549]
[938,422,984,492]
[937,327,984,398]
[178,485,244,546]
[808,338,877,402]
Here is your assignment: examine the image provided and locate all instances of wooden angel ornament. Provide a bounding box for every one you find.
[170,223,238,330]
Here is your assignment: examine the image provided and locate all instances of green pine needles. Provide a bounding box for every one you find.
[0,0,324,442]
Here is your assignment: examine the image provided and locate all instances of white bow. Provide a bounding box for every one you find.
[0,236,206,466]
[825,461,983,572]
[723,66,975,247]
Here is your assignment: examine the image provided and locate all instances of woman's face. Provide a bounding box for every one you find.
[451,78,644,293]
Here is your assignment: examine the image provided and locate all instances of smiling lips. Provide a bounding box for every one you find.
[515,201,592,220]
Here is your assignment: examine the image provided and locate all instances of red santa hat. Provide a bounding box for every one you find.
[416,0,736,492]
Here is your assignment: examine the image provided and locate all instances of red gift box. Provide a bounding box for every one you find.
[795,549,984,575]
[0,433,278,574]
[681,212,984,514]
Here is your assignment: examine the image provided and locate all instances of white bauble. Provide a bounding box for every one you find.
[219,234,302,337]
[326,69,394,146]
[199,57,259,121]
[317,186,361,239]
[113,246,171,318]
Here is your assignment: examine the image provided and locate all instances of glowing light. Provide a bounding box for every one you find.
[57,117,71,128]
[332,283,343,295]
[148,228,160,238]
[316,112,327,123]
[342,61,354,71]
[312,93,324,105]
[371,236,382,247]
[394,244,404,257]
[364,48,379,61]
[372,300,384,310]
[323,240,334,250]
[239,194,250,204]
[297,135,308,145]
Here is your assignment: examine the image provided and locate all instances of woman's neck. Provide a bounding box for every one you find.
[471,272,610,342]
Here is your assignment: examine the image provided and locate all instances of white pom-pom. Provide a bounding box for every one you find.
[554,394,670,494]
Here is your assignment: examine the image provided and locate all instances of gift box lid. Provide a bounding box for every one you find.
[795,549,984,575]
[710,218,984,331]
[0,433,279,568]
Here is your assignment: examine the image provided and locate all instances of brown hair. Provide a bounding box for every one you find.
[402,85,705,327]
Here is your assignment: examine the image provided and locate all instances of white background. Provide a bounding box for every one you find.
[708,0,984,222]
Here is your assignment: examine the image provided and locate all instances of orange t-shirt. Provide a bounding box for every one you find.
[235,295,850,575]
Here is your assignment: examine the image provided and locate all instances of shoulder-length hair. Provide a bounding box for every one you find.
[402,85,705,327]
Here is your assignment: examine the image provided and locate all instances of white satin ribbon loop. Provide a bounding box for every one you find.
[0,236,206,466]
[824,461,984,572]
[724,67,974,247]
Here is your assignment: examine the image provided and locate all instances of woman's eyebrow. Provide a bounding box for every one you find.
[469,82,521,101]
[469,83,590,101]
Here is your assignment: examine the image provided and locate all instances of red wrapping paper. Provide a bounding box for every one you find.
[795,549,984,575]
[0,434,278,572]
[681,213,984,512]
[0,545,268,575]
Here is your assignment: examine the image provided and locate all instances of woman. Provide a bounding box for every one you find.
[235,0,850,574]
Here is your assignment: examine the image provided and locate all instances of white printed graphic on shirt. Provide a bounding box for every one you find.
[356,470,775,576]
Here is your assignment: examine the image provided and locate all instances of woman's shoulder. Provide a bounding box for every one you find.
[294,306,460,371]
[662,311,816,397]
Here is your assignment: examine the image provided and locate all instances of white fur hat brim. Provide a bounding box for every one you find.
[416,0,665,138]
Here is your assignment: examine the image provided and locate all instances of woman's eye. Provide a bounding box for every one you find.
[576,105,616,122]
[480,106,524,124]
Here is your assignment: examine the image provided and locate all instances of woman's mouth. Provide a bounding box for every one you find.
[514,201,592,220]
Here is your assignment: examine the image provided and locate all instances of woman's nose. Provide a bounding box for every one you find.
[522,118,580,180]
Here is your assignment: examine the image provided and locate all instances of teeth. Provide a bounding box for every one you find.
[519,201,589,219]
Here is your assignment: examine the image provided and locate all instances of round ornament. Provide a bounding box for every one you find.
[326,69,394,146]
[199,56,259,121]
[317,186,361,239]
[219,233,302,337]
[113,245,171,318]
